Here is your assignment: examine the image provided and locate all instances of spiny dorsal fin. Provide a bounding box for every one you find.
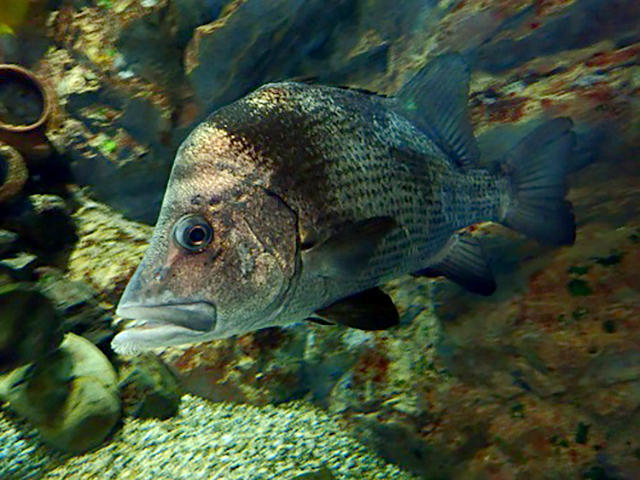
[301,217,396,278]
[395,54,479,168]
[414,232,496,295]
[314,287,399,331]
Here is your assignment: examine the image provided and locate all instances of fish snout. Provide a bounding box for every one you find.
[116,266,217,333]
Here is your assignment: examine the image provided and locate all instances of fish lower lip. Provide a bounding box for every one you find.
[116,301,216,332]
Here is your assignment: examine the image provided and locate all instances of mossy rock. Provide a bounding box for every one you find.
[0,333,121,453]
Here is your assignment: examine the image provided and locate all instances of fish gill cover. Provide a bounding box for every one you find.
[0,1,638,479]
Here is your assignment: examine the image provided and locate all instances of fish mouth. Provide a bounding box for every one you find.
[112,301,217,355]
[116,301,217,333]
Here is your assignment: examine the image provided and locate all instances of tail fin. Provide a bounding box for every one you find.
[501,118,576,246]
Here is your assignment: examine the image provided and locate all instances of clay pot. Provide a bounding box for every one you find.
[0,64,52,160]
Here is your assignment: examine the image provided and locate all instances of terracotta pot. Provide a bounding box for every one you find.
[0,64,52,160]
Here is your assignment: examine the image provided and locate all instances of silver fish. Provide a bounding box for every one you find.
[113,55,575,355]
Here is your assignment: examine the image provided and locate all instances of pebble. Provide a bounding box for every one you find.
[0,395,418,480]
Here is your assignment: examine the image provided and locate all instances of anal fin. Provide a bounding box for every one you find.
[313,287,399,331]
[414,232,496,295]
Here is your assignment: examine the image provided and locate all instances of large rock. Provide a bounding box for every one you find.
[184,0,440,113]
[0,333,121,453]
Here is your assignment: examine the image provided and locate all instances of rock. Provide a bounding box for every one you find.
[0,143,28,204]
[3,194,77,253]
[35,267,115,349]
[115,2,185,88]
[65,191,152,303]
[292,466,336,480]
[42,41,176,223]
[170,0,225,47]
[0,229,18,256]
[0,252,38,281]
[0,333,121,453]
[0,282,62,374]
[184,0,368,113]
[119,353,182,419]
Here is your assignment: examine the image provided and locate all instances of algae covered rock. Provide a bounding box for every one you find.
[0,333,121,453]
[120,353,182,419]
[0,282,62,373]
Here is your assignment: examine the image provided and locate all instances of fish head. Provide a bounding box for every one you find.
[113,125,299,355]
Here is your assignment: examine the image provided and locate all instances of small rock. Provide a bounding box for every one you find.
[4,194,77,253]
[0,282,62,374]
[0,333,121,453]
[35,267,115,348]
[292,466,336,480]
[0,229,18,256]
[120,353,182,419]
[0,143,28,204]
[0,252,38,281]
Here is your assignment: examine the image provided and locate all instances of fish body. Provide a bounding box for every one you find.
[113,55,575,355]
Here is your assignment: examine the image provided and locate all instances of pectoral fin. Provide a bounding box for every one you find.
[414,232,496,295]
[301,216,396,278]
[313,287,399,331]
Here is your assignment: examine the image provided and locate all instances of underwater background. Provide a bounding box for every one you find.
[0,0,639,479]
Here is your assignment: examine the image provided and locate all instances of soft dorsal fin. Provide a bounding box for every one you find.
[414,232,496,295]
[312,287,399,331]
[395,54,480,168]
[301,217,396,278]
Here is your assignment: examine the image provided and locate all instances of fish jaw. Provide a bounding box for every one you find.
[113,301,217,355]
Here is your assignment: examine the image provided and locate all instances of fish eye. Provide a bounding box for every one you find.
[173,214,213,252]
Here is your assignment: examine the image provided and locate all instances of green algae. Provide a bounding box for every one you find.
[99,139,117,155]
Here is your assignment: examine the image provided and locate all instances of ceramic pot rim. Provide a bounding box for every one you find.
[0,64,51,132]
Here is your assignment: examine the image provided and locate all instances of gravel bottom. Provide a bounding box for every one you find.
[1,395,418,480]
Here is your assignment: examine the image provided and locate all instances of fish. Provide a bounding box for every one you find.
[112,54,576,355]
[0,0,30,35]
